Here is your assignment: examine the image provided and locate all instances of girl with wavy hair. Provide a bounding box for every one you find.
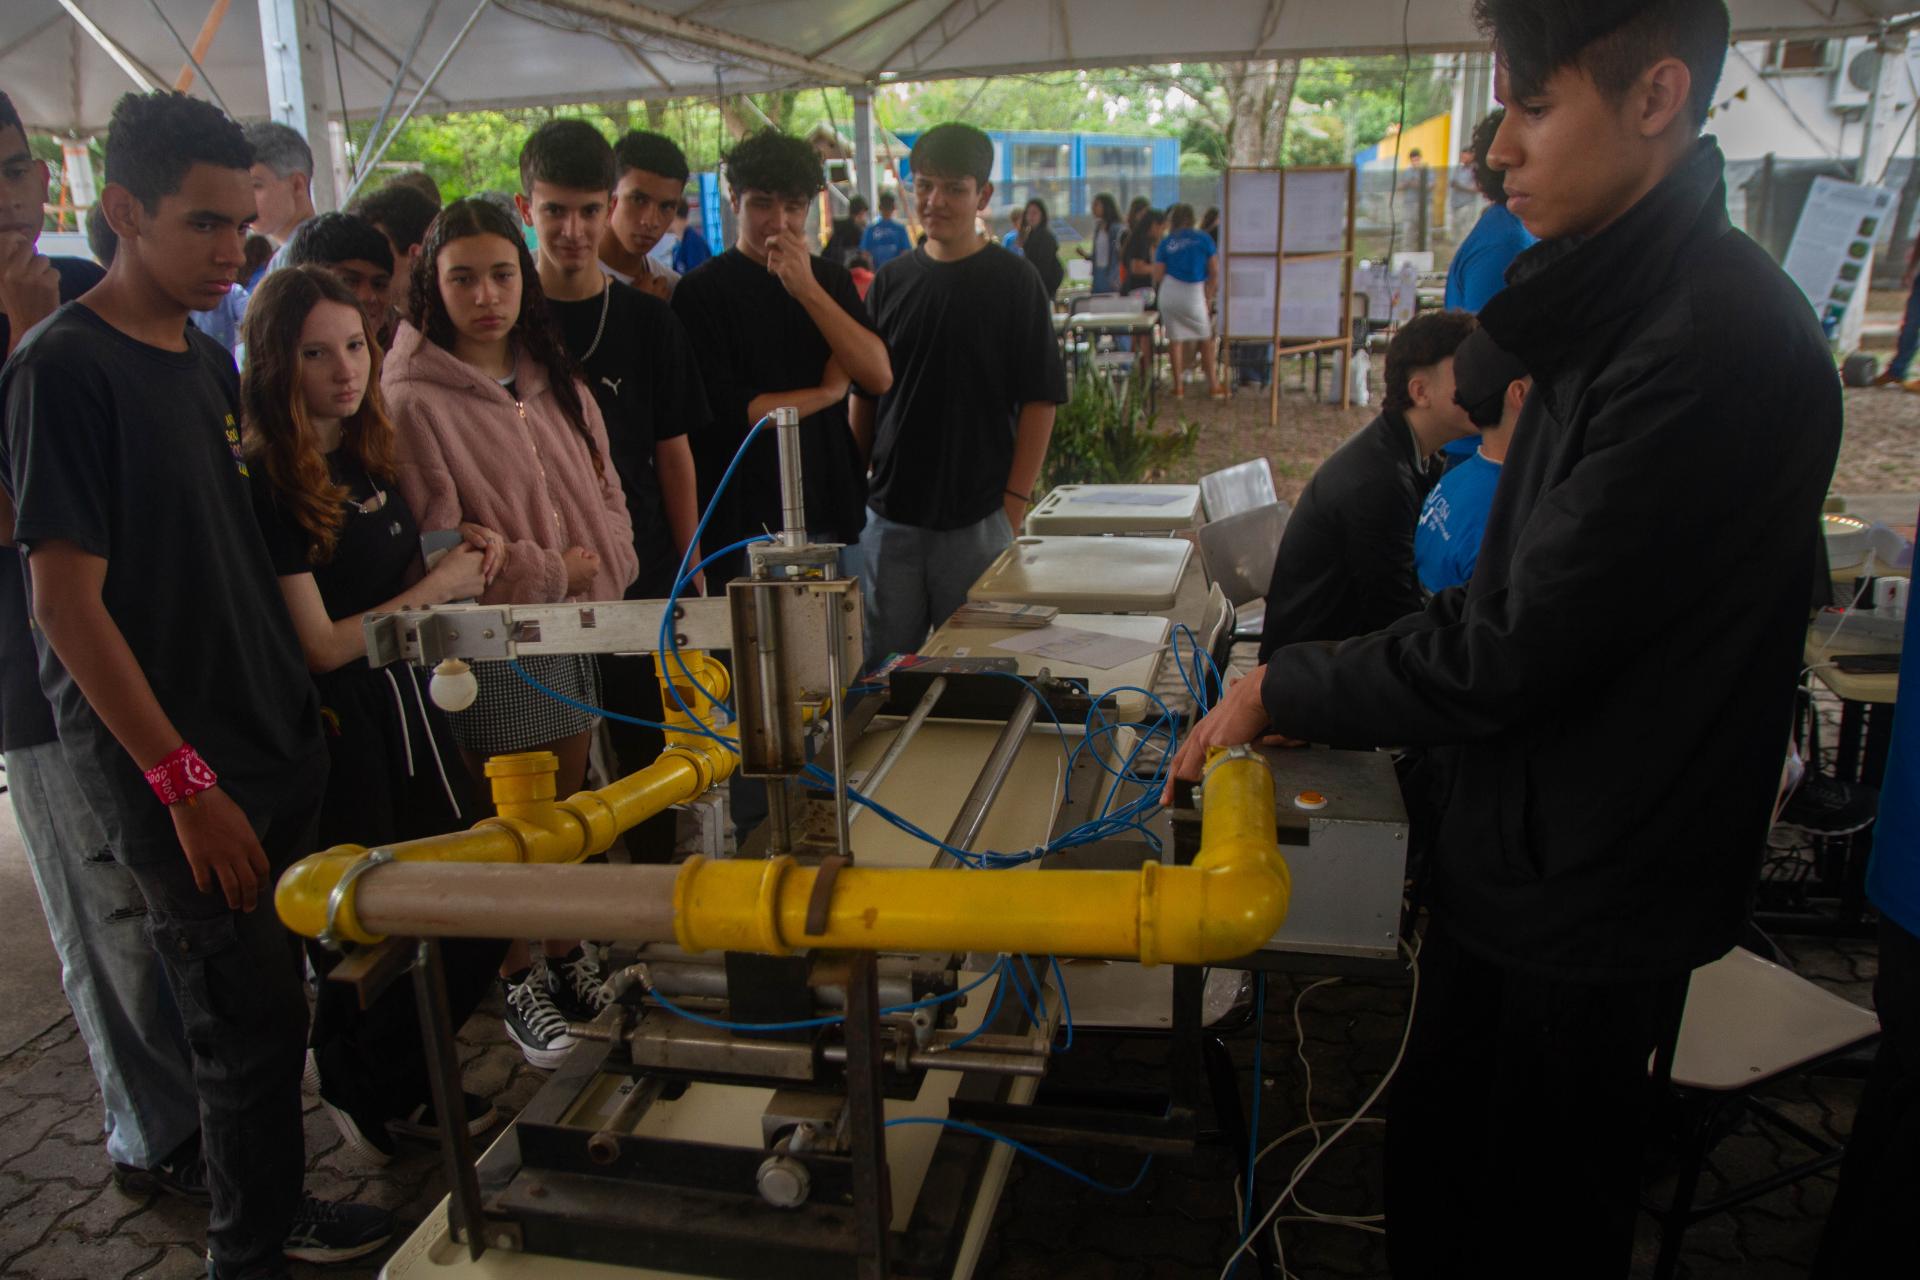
[242,263,505,1161]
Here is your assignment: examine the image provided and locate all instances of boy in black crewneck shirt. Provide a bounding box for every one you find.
[851,123,1066,667]
[670,129,892,584]
[0,90,389,1278]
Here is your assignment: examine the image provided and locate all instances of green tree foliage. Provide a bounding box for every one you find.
[1041,363,1199,492]
[335,57,1452,201]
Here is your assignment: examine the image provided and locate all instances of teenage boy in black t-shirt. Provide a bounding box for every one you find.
[516,119,711,821]
[601,131,688,299]
[852,123,1066,667]
[0,91,390,1278]
[0,85,202,1201]
[671,129,892,585]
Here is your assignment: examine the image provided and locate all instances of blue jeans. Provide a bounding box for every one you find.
[1893,278,1920,381]
[117,778,322,1280]
[5,741,197,1168]
[856,507,1013,670]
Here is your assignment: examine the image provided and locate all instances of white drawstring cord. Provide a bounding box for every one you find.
[404,667,463,821]
[381,668,416,778]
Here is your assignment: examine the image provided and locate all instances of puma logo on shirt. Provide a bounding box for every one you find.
[601,376,623,395]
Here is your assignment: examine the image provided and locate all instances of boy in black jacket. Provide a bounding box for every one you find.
[1172,2,1841,1273]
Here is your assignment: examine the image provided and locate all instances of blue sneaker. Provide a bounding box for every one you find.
[283,1194,393,1264]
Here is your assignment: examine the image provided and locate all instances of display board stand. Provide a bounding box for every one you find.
[1222,165,1358,424]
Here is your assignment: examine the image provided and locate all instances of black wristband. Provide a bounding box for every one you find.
[1006,488,1031,504]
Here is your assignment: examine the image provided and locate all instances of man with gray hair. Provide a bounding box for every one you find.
[243,121,316,288]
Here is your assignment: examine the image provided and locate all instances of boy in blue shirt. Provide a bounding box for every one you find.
[1444,108,1537,313]
[860,190,912,268]
[1414,328,1528,591]
[1441,109,1537,469]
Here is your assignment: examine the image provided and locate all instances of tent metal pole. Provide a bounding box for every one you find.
[342,0,489,205]
[54,0,157,93]
[172,0,233,94]
[258,0,339,210]
[148,0,230,114]
[357,0,442,185]
[853,84,876,207]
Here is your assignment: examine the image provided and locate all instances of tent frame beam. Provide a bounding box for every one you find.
[537,0,862,84]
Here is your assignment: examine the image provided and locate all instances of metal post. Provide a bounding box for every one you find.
[412,939,488,1260]
[257,0,338,211]
[341,0,490,206]
[842,953,892,1278]
[934,687,1039,868]
[358,0,442,185]
[827,597,853,860]
[852,85,877,207]
[772,405,806,547]
[54,0,157,92]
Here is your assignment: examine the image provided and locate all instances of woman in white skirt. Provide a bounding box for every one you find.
[1153,203,1225,398]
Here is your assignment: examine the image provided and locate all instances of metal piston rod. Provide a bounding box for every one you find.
[933,686,1041,869]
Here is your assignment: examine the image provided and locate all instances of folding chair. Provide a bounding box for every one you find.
[1196,501,1289,643]
[1644,946,1881,1279]
[1198,458,1278,522]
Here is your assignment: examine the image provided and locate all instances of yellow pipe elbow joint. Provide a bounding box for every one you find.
[1140,748,1291,965]
[669,748,1289,968]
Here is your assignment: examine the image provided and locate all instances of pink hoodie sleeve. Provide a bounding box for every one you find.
[390,392,568,604]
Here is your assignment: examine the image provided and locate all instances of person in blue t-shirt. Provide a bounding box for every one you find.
[1816,536,1920,1275]
[860,190,913,268]
[1414,328,1528,592]
[1153,203,1223,397]
[670,200,713,274]
[1440,109,1537,470]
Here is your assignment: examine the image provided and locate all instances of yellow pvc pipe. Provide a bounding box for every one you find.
[275,653,738,945]
[670,748,1288,967]
[280,738,1289,967]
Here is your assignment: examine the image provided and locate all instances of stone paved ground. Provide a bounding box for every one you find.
[0,925,1877,1279]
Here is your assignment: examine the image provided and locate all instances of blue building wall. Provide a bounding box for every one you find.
[896,129,1181,216]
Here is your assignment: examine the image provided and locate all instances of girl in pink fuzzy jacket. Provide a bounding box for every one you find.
[383,197,637,1068]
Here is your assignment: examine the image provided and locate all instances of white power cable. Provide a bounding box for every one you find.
[1218,937,1421,1280]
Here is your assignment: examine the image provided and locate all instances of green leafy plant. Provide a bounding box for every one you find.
[1039,362,1200,492]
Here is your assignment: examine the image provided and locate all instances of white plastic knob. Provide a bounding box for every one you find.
[429,659,479,712]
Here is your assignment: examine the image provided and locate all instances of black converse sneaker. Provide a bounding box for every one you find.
[549,945,613,1022]
[283,1194,393,1264]
[503,959,578,1069]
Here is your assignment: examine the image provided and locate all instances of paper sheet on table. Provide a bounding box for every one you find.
[1064,490,1188,507]
[990,625,1164,670]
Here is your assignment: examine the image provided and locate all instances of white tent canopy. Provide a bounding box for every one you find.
[4,0,1916,136]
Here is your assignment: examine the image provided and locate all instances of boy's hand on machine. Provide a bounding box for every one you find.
[172,787,271,912]
[562,545,599,596]
[1162,666,1274,806]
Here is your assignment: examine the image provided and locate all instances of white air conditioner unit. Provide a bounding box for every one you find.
[1832,36,1881,110]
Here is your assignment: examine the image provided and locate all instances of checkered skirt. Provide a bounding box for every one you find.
[446,654,602,754]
